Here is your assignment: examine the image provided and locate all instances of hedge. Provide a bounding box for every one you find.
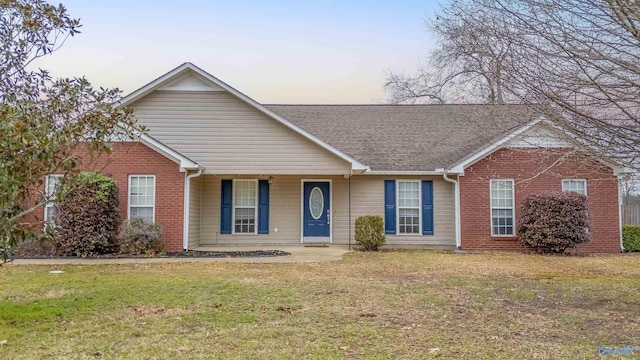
[622,225,640,252]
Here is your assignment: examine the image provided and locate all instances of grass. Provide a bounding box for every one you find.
[1,251,640,359]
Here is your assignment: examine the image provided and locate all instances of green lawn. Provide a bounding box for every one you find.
[1,251,639,359]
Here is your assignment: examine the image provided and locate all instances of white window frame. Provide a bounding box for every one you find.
[396,180,422,235]
[490,179,515,237]
[562,179,587,196]
[232,179,258,235]
[44,174,63,226]
[128,175,156,222]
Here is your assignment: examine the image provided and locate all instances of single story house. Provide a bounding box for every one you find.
[41,62,625,253]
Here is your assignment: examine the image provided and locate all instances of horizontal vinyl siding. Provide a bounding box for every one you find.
[348,175,455,246]
[196,174,454,247]
[200,175,304,246]
[131,91,351,175]
[188,176,201,249]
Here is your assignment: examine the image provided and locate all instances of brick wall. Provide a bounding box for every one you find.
[34,142,185,252]
[459,148,621,253]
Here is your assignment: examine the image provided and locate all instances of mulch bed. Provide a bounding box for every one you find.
[16,250,291,259]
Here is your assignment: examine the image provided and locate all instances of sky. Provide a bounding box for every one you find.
[30,1,440,104]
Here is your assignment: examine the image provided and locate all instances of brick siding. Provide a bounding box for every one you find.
[33,142,185,252]
[459,148,621,253]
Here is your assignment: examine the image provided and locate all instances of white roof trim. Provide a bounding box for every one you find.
[364,170,460,176]
[449,117,546,172]
[449,116,627,174]
[136,132,201,172]
[119,62,368,171]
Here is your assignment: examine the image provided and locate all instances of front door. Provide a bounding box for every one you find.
[303,181,330,242]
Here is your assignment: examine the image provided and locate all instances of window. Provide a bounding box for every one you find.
[397,180,421,234]
[562,179,587,196]
[234,180,257,234]
[384,180,433,236]
[44,174,63,226]
[220,179,269,235]
[490,179,515,236]
[129,175,155,222]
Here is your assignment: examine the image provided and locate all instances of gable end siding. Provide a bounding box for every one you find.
[131,91,351,175]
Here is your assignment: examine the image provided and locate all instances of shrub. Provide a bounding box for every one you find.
[355,215,386,251]
[622,225,640,252]
[118,218,163,255]
[518,191,591,253]
[54,171,120,256]
[14,237,55,257]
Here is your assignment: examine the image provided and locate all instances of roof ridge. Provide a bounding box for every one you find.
[265,103,527,107]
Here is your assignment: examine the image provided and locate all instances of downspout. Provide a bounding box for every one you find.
[183,168,203,251]
[348,174,352,251]
[618,175,624,252]
[443,172,461,249]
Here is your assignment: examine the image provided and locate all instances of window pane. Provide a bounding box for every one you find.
[563,180,586,196]
[46,175,62,198]
[44,175,64,226]
[234,181,257,234]
[397,181,421,234]
[129,176,155,222]
[130,207,153,222]
[234,208,256,233]
[492,208,514,236]
[45,205,56,224]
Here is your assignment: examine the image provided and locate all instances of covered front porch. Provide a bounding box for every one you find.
[185,175,351,249]
[184,173,458,250]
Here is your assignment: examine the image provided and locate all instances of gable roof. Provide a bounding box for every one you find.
[266,104,537,172]
[120,63,367,172]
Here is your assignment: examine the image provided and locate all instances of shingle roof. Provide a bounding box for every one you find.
[265,104,537,171]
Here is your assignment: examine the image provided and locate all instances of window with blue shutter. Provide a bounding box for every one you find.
[258,180,269,234]
[422,180,434,235]
[220,180,232,234]
[384,180,396,234]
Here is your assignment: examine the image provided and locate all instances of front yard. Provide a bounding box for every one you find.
[1,251,639,359]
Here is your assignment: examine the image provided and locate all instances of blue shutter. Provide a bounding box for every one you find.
[384,180,396,234]
[422,180,434,235]
[258,180,269,234]
[220,180,232,234]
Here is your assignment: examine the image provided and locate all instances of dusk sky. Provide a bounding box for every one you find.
[31,1,439,104]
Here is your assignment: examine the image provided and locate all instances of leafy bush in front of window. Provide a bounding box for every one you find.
[54,171,120,256]
[622,225,640,252]
[355,215,386,251]
[118,218,163,255]
[517,192,591,253]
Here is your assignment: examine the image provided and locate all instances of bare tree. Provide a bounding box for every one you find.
[620,173,640,205]
[387,0,640,171]
[385,0,515,104]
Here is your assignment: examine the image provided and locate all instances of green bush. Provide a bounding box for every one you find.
[54,171,120,256]
[622,225,640,252]
[518,191,591,253]
[355,215,386,251]
[118,218,163,255]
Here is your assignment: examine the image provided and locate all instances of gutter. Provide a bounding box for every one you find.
[183,168,204,250]
[364,170,454,176]
[442,171,462,249]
